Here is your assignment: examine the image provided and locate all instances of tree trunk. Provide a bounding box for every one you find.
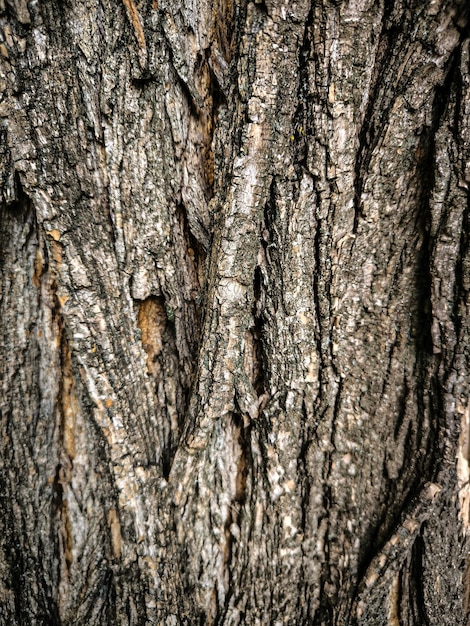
[1,0,470,623]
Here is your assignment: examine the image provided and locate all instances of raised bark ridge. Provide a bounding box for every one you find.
[1,0,470,624]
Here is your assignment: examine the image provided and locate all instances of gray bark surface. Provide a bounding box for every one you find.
[1,0,470,624]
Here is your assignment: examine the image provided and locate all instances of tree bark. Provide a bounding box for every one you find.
[1,0,470,623]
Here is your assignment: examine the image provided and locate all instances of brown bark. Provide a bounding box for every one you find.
[1,0,470,624]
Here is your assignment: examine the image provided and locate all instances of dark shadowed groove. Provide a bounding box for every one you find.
[293,5,314,178]
[406,531,431,626]
[412,40,463,470]
[353,0,400,234]
[215,409,252,626]
[347,37,466,623]
[451,36,470,370]
[261,177,283,316]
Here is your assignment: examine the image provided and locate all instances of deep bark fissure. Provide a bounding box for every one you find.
[349,34,470,613]
[352,3,417,235]
[406,531,431,626]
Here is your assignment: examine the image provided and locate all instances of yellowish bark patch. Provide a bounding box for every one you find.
[137,297,167,378]
[108,509,122,559]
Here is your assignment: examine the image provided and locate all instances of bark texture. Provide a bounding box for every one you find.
[1,0,470,624]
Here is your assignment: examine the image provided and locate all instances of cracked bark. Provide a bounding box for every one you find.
[1,0,470,624]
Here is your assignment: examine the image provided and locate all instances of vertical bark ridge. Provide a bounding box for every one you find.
[0,191,62,624]
[1,0,470,624]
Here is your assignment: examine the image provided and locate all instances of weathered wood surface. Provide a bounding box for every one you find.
[1,0,470,623]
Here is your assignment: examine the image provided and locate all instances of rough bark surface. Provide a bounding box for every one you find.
[1,0,470,624]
